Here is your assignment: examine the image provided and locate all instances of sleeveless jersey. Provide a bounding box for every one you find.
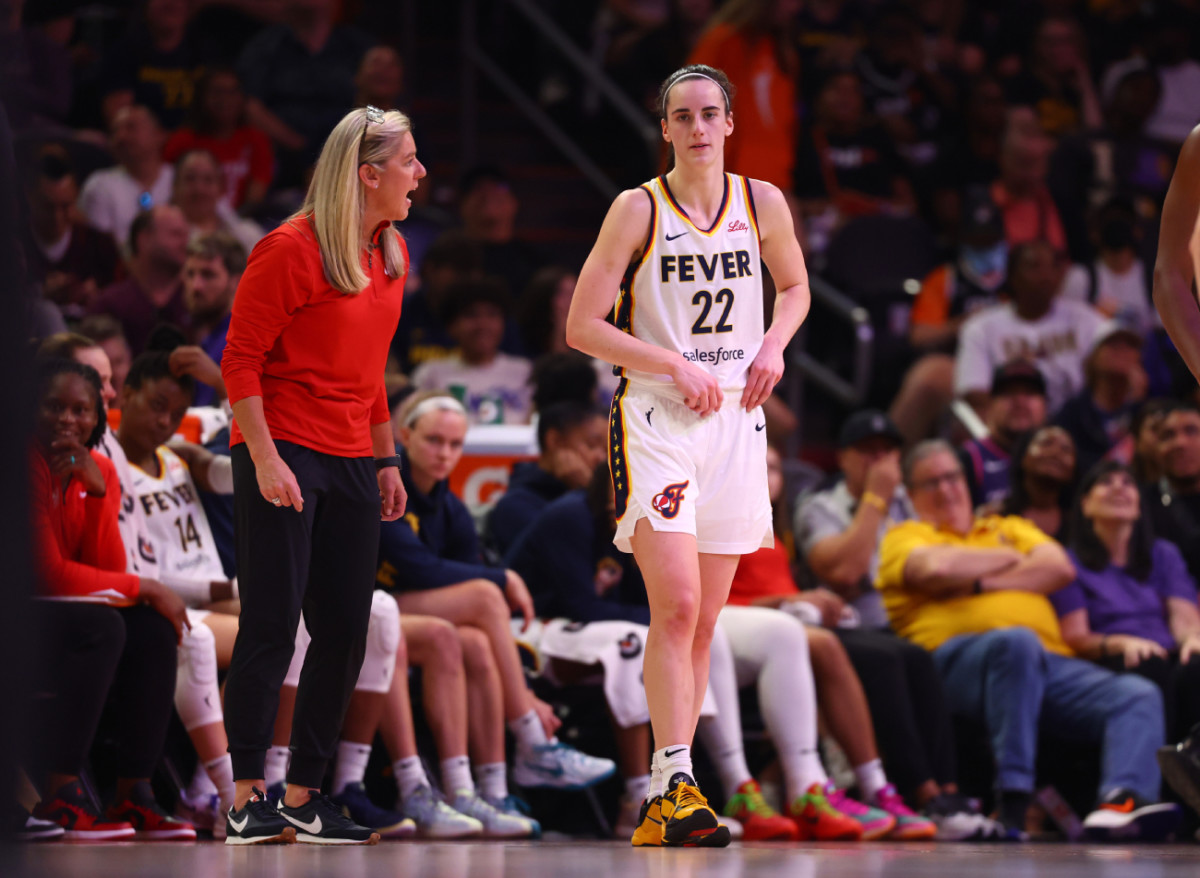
[95,426,160,579]
[615,173,764,403]
[128,446,226,584]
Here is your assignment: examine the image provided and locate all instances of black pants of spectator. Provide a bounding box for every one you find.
[30,601,176,780]
[1098,652,1200,743]
[834,628,957,797]
[223,441,380,787]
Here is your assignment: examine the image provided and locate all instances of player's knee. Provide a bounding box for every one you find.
[176,623,223,730]
[655,591,699,640]
[458,625,495,674]
[357,591,401,693]
[423,618,463,670]
[471,579,509,620]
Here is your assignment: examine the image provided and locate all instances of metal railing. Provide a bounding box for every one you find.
[459,0,660,198]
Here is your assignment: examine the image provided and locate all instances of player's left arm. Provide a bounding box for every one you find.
[745,179,811,411]
[167,440,233,495]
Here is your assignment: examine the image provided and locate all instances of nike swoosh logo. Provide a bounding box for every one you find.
[755,424,765,431]
[282,812,323,834]
[522,762,565,778]
[665,232,687,241]
[664,747,686,757]
[229,814,249,833]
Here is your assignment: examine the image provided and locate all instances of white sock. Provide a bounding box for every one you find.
[475,762,508,801]
[441,755,475,795]
[649,752,662,800]
[188,761,218,799]
[697,714,753,801]
[332,741,372,796]
[204,754,236,812]
[854,759,888,803]
[264,746,290,790]
[655,745,693,790]
[393,756,428,801]
[626,773,651,804]
[508,709,549,754]
[782,748,828,803]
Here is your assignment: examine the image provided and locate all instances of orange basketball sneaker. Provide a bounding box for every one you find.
[723,780,798,841]
[786,783,865,841]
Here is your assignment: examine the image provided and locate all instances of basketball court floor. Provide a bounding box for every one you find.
[8,840,1200,878]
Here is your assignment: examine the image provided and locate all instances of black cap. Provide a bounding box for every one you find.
[838,410,903,449]
[961,186,1004,242]
[991,359,1047,396]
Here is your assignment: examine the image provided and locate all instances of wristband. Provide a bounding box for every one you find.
[861,491,887,513]
[374,455,403,471]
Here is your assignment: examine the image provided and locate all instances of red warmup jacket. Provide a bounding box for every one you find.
[32,449,140,601]
[222,217,407,457]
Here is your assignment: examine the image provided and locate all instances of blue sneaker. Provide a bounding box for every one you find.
[331,782,415,839]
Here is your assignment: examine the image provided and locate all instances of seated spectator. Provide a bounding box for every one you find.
[163,66,274,212]
[994,425,1079,541]
[929,76,1008,237]
[877,439,1178,840]
[1004,14,1101,139]
[22,145,120,319]
[959,360,1049,508]
[740,445,1000,840]
[0,0,72,133]
[795,70,916,252]
[1131,399,1172,485]
[411,278,534,424]
[485,400,607,557]
[78,314,133,404]
[354,45,405,111]
[458,164,546,303]
[87,205,190,354]
[1062,198,1155,330]
[530,351,601,410]
[28,357,193,841]
[990,116,1068,254]
[1144,403,1200,585]
[955,239,1110,415]
[795,410,912,630]
[379,393,616,805]
[1055,461,1200,742]
[177,231,245,406]
[97,0,204,129]
[171,150,263,255]
[78,105,175,252]
[1053,325,1146,478]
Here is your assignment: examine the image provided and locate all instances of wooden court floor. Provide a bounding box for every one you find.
[7,840,1200,878]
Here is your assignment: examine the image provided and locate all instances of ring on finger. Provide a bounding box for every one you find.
[272,497,282,506]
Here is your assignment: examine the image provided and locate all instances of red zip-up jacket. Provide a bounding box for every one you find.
[222,217,407,457]
[32,449,140,601]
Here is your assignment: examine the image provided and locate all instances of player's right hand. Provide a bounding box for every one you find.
[139,578,191,643]
[256,453,304,512]
[672,358,723,417]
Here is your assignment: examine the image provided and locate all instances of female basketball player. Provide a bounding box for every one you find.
[566,64,811,847]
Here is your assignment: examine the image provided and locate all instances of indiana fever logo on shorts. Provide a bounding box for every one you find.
[651,480,690,519]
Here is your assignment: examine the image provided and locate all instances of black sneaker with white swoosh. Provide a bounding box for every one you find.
[277,790,380,845]
[224,787,296,846]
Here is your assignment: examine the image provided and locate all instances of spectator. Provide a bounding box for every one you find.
[990,115,1068,254]
[22,145,120,318]
[929,76,1008,235]
[98,0,204,130]
[162,66,274,212]
[87,205,189,355]
[78,314,133,404]
[1131,398,1172,486]
[485,401,607,557]
[237,0,375,188]
[410,277,534,424]
[170,149,263,254]
[995,425,1079,541]
[1004,14,1102,139]
[1053,325,1147,478]
[1144,403,1200,586]
[686,0,801,190]
[959,360,1049,508]
[795,70,916,252]
[530,350,601,411]
[0,0,72,133]
[1061,198,1155,333]
[354,45,405,111]
[28,357,193,841]
[78,105,174,252]
[954,239,1110,415]
[458,164,546,302]
[177,231,246,406]
[795,410,912,630]
[1055,460,1200,742]
[877,439,1178,840]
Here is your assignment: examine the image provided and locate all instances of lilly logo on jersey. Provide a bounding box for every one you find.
[727,219,749,233]
[651,480,689,519]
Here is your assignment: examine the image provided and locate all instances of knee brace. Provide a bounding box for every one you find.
[176,619,223,730]
[283,617,311,689]
[355,591,401,694]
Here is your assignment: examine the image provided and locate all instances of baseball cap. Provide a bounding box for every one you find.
[991,359,1047,396]
[838,410,903,449]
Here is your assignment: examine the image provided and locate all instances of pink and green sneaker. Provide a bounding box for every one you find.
[871,784,937,840]
[824,783,896,840]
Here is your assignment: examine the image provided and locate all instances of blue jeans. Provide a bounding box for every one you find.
[932,627,1164,801]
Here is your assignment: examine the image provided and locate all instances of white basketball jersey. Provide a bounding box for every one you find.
[95,426,160,579]
[615,173,764,402]
[128,446,225,584]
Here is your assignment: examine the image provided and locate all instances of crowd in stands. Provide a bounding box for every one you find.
[10,0,1200,848]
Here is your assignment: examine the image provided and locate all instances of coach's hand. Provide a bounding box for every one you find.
[504,569,535,632]
[741,336,785,412]
[378,465,407,521]
[256,453,304,512]
[671,358,723,417]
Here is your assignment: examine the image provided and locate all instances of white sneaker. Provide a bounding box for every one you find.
[398,785,482,839]
[512,741,616,790]
[449,790,537,839]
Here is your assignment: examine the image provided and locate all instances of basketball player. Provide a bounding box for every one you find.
[565,64,811,847]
